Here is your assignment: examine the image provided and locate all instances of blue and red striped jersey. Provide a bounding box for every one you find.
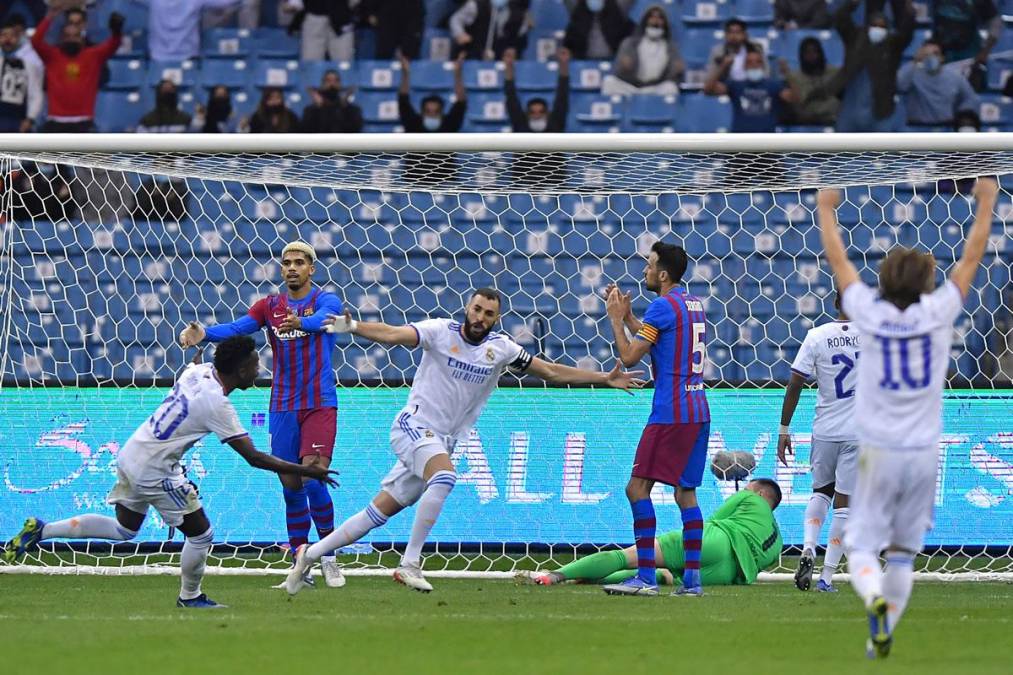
[204,289,343,412]
[635,287,710,425]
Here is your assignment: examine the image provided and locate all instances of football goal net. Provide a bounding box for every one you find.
[1,133,1011,581]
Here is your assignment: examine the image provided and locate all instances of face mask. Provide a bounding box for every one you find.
[868,26,887,44]
[209,98,231,117]
[745,68,764,82]
[423,115,442,131]
[957,125,978,133]
[321,88,340,102]
[528,117,548,132]
[923,55,941,72]
[157,91,178,109]
[60,41,82,56]
[587,0,604,12]
[645,26,664,40]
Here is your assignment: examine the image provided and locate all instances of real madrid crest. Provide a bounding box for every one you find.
[485,347,495,363]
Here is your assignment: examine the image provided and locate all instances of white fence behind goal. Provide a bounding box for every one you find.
[1,134,1011,580]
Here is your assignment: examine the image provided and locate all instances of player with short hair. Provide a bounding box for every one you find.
[778,291,860,593]
[178,242,346,587]
[816,177,998,659]
[603,241,710,597]
[1,336,337,607]
[531,479,782,587]
[283,287,645,594]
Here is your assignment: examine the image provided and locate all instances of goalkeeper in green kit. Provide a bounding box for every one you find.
[530,479,783,587]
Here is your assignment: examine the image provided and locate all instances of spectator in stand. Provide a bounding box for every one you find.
[203,0,261,30]
[194,85,243,132]
[143,0,245,62]
[450,0,530,61]
[398,52,467,132]
[783,37,839,126]
[828,0,914,132]
[64,7,89,41]
[137,79,196,133]
[705,45,791,132]
[706,18,768,83]
[283,0,358,62]
[931,0,1002,64]
[363,0,424,59]
[504,47,570,131]
[953,107,981,132]
[898,39,979,128]
[563,0,635,60]
[0,17,43,132]
[31,7,123,132]
[301,69,364,133]
[249,87,299,132]
[601,4,684,96]
[774,0,831,29]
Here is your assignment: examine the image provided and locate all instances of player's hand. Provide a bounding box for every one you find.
[179,321,205,348]
[816,188,841,211]
[605,287,633,322]
[306,467,340,488]
[972,176,999,203]
[777,433,793,466]
[279,309,302,333]
[604,362,646,394]
[324,308,357,334]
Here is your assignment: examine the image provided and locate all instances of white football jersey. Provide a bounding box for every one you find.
[842,281,963,450]
[117,363,248,483]
[400,318,532,439]
[791,320,860,441]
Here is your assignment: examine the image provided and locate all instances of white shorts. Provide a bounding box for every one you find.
[811,439,859,494]
[845,445,938,555]
[106,469,202,527]
[379,413,456,508]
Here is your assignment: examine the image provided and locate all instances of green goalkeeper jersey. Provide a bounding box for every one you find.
[707,490,782,583]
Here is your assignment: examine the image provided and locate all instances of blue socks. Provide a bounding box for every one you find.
[282,486,311,553]
[681,505,704,589]
[632,498,657,585]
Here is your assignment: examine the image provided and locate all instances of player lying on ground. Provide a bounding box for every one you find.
[179,242,346,588]
[603,241,711,597]
[284,288,645,594]
[1,336,337,608]
[778,291,860,593]
[531,479,782,587]
[816,177,998,659]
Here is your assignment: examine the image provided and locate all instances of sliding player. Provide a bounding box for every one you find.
[178,242,345,587]
[603,241,710,596]
[778,292,860,592]
[530,479,782,587]
[284,288,645,594]
[1,337,337,607]
[816,178,998,659]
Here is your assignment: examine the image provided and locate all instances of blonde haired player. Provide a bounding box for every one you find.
[816,177,999,659]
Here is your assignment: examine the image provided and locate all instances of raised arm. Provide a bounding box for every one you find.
[30,11,58,61]
[777,372,806,466]
[549,48,571,130]
[834,0,859,44]
[816,188,860,293]
[93,12,125,61]
[525,358,645,392]
[503,48,528,130]
[606,288,651,367]
[950,177,999,297]
[228,435,338,485]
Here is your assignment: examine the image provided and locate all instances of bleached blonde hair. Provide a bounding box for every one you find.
[281,241,315,263]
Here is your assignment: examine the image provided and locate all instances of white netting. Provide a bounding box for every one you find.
[1,134,1011,579]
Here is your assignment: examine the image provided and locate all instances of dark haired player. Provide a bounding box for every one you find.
[2,337,336,608]
[604,241,711,596]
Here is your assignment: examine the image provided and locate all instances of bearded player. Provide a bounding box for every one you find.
[816,178,998,658]
[178,242,345,587]
[284,288,645,594]
[603,241,710,597]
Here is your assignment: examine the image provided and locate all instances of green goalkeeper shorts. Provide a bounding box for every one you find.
[657,523,742,586]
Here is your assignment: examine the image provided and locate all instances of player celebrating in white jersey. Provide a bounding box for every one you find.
[778,292,860,593]
[284,287,644,594]
[816,178,998,659]
[1,337,337,608]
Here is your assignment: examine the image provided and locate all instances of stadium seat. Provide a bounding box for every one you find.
[513,60,558,91]
[409,60,456,91]
[94,90,152,132]
[358,60,401,91]
[254,27,300,59]
[978,94,1013,125]
[463,61,504,92]
[675,94,732,132]
[624,94,679,132]
[682,0,734,25]
[465,93,510,132]
[202,28,254,58]
[569,93,624,132]
[147,60,200,89]
[421,27,453,60]
[200,59,252,90]
[356,91,402,127]
[987,59,1012,91]
[569,60,613,92]
[105,59,147,90]
[530,0,572,31]
[252,59,301,89]
[523,29,564,61]
[736,0,775,24]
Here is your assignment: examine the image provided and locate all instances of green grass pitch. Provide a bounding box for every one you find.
[1,576,1010,674]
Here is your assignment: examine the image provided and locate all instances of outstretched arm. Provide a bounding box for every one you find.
[950,177,999,298]
[777,373,805,466]
[179,298,270,346]
[526,358,645,392]
[228,435,338,485]
[325,308,420,346]
[816,189,860,294]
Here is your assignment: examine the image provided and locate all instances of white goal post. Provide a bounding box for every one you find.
[1,133,1011,581]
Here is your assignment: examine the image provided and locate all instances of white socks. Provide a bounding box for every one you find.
[819,507,848,584]
[803,493,831,555]
[402,471,456,567]
[883,553,915,632]
[848,548,884,606]
[306,503,388,563]
[180,528,214,600]
[41,514,137,541]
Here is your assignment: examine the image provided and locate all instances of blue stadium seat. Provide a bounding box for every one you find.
[736,0,775,24]
[978,94,1013,125]
[570,93,624,132]
[675,94,732,132]
[465,93,510,132]
[4,342,89,383]
[463,61,504,91]
[682,0,734,25]
[987,59,1012,91]
[355,91,402,129]
[682,28,722,68]
[254,27,300,59]
[409,60,455,91]
[531,0,572,31]
[202,28,254,58]
[513,60,557,91]
[252,59,301,89]
[624,94,679,132]
[358,60,401,91]
[148,60,200,89]
[95,90,152,132]
[421,27,453,60]
[523,28,564,61]
[774,29,844,69]
[570,60,613,92]
[300,60,359,89]
[92,0,149,43]
[200,58,252,90]
[105,59,147,90]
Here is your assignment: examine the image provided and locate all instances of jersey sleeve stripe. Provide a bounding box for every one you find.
[790,368,810,379]
[221,432,249,443]
[636,323,660,344]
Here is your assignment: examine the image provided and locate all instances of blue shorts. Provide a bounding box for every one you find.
[269,408,337,463]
